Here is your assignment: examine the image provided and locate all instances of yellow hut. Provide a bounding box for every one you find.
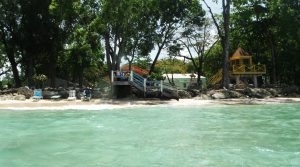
[230,48,266,87]
[208,48,266,87]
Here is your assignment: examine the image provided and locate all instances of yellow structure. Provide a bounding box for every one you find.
[230,48,266,75]
[208,48,266,87]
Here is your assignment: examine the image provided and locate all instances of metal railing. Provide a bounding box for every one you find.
[112,70,178,98]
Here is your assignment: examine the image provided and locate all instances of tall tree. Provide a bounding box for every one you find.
[100,0,145,73]
[56,0,104,87]
[148,0,204,74]
[175,17,217,87]
[0,0,22,87]
[203,0,231,88]
[19,0,56,87]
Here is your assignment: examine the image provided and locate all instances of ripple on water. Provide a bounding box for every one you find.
[0,103,300,166]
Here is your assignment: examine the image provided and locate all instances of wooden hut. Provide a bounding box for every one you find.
[229,48,266,87]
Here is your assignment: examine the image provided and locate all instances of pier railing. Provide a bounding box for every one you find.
[112,70,178,99]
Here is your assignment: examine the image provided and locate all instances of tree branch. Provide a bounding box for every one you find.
[176,54,192,60]
[0,68,10,76]
[204,39,219,60]
[178,39,195,61]
[203,0,224,42]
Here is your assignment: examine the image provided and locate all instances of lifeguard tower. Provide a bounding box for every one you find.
[208,48,266,87]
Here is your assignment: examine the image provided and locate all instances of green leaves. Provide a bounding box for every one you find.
[231,0,300,84]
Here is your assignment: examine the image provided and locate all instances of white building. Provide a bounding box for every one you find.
[163,73,206,89]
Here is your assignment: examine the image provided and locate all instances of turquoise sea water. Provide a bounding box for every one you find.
[0,103,300,167]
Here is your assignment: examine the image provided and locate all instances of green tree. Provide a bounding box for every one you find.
[57,0,104,87]
[0,0,22,87]
[231,0,300,85]
[148,0,205,74]
[100,0,150,73]
[175,17,218,87]
[204,0,232,88]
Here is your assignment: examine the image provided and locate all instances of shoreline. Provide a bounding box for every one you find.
[0,97,300,110]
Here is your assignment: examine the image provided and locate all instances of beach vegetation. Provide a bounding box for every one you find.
[0,0,299,90]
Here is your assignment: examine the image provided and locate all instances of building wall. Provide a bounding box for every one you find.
[167,78,206,89]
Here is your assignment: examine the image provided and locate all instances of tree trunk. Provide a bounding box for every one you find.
[104,32,112,74]
[128,50,135,71]
[197,67,202,87]
[115,49,123,71]
[49,52,57,87]
[128,57,134,71]
[149,44,164,74]
[2,38,21,87]
[6,47,21,87]
[78,67,83,88]
[271,43,277,84]
[27,53,34,88]
[221,0,231,89]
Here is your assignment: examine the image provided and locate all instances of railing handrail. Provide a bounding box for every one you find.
[232,64,266,73]
[112,70,179,99]
[132,71,145,90]
[208,69,223,85]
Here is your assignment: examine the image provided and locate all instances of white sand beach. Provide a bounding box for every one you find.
[0,98,300,110]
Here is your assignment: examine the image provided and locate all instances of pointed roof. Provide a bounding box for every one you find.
[230,48,252,60]
[233,48,250,57]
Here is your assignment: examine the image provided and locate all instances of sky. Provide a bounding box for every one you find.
[203,0,222,14]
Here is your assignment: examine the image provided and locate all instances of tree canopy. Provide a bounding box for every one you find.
[0,0,299,88]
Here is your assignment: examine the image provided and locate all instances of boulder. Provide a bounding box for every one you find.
[0,88,17,95]
[178,90,192,99]
[188,89,201,97]
[194,94,212,100]
[212,92,226,99]
[223,90,244,98]
[243,87,271,98]
[0,95,11,100]
[13,95,26,101]
[17,86,33,99]
[266,88,280,97]
[206,90,217,96]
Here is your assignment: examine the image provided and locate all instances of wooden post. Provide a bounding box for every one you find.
[111,71,114,83]
[235,75,240,84]
[160,80,163,93]
[130,71,133,82]
[111,71,114,98]
[253,75,258,88]
[143,78,147,97]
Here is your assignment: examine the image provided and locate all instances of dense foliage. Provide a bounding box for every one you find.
[0,0,299,88]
